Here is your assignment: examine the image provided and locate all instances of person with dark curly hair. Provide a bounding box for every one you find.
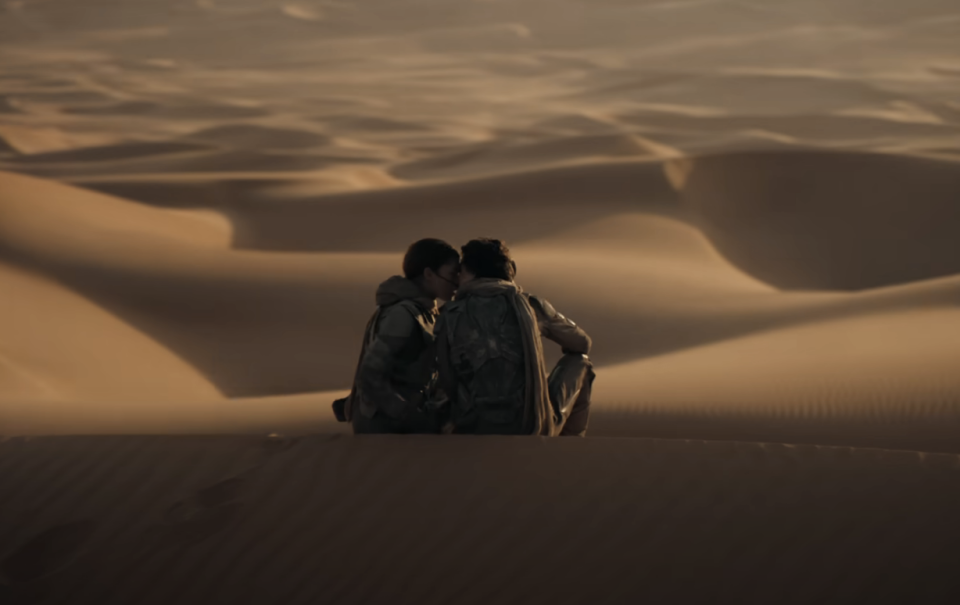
[332,238,460,434]
[434,238,594,436]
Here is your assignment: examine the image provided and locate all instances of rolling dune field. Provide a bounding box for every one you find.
[2,0,960,602]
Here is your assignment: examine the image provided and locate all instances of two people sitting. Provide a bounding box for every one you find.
[333,237,595,436]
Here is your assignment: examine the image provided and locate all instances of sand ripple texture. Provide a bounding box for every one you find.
[1,435,959,604]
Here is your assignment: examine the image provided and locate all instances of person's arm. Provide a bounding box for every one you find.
[356,305,418,419]
[527,295,592,355]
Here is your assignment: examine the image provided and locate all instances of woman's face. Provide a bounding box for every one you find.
[458,267,475,287]
[425,259,460,302]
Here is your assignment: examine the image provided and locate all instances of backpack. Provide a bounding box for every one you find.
[442,294,528,434]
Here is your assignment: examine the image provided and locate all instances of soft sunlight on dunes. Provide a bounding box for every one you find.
[1,0,959,442]
[2,0,960,600]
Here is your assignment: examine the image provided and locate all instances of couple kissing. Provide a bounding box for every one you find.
[333,237,595,437]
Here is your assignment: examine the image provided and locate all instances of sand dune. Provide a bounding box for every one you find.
[2,145,959,449]
[621,111,960,145]
[676,150,960,290]
[2,169,958,449]
[3,1,960,600]
[575,73,896,115]
[391,133,655,181]
[2,436,959,604]
[0,124,120,155]
[591,307,960,452]
[0,174,396,396]
[0,171,231,261]
[516,215,960,363]
[184,124,330,150]
[6,89,114,106]
[5,150,338,178]
[64,101,270,119]
[0,261,218,405]
[320,114,435,134]
[0,96,19,114]
[0,387,350,437]
[0,0,957,456]
[3,141,209,164]
[224,160,678,251]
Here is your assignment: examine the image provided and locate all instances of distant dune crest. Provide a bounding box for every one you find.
[0,0,958,450]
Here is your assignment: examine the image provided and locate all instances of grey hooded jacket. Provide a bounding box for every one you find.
[353,276,439,423]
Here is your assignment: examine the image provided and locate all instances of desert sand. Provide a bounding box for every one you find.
[3,435,960,604]
[2,0,960,602]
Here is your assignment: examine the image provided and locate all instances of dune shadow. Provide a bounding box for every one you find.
[223,160,680,252]
[620,111,960,141]
[4,142,211,164]
[184,125,331,150]
[0,96,20,114]
[64,101,270,119]
[314,114,436,134]
[389,134,654,181]
[73,159,680,252]
[5,148,960,398]
[678,149,960,290]
[8,90,114,105]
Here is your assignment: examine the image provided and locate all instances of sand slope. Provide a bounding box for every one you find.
[3,3,960,603]
[0,261,218,404]
[2,167,960,448]
[676,150,960,290]
[591,307,960,452]
[1,435,959,604]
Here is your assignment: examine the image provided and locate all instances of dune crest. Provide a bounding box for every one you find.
[0,163,958,443]
[0,0,958,454]
[2,4,960,599]
[0,171,232,265]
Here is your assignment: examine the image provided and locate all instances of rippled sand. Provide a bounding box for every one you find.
[2,0,960,601]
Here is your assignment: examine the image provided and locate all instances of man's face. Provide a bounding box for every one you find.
[427,259,460,302]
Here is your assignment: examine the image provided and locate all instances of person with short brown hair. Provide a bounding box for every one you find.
[435,238,594,436]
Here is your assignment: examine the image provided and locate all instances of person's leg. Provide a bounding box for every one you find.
[559,366,594,437]
[547,354,595,437]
